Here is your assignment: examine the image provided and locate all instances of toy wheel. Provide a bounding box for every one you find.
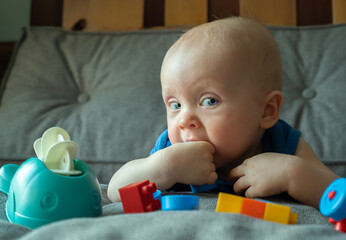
[320,178,346,221]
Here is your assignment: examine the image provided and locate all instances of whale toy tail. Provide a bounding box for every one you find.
[0,164,19,195]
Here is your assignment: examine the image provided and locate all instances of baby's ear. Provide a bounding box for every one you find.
[260,90,283,129]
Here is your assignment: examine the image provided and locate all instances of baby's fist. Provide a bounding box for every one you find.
[167,141,217,185]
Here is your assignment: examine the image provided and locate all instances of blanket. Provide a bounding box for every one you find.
[1,185,345,240]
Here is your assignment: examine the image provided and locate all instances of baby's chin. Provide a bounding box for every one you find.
[213,156,227,170]
[213,152,241,171]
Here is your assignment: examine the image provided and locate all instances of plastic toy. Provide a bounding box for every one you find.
[216,192,298,224]
[320,178,346,233]
[0,127,102,229]
[153,190,162,201]
[119,180,161,214]
[33,127,81,176]
[241,198,266,219]
[161,195,199,211]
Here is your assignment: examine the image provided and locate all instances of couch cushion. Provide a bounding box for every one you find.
[0,27,182,183]
[269,24,346,176]
[0,25,345,183]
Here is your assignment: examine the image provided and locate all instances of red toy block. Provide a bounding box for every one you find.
[119,180,161,214]
[241,198,266,219]
[330,218,346,233]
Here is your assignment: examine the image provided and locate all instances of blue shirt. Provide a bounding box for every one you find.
[150,119,301,192]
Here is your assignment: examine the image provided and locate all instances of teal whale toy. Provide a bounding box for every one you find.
[0,127,102,229]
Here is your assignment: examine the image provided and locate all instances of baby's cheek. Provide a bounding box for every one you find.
[167,129,181,144]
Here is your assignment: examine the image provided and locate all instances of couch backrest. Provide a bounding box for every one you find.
[0,25,345,183]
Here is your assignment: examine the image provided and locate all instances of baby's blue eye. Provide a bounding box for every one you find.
[202,98,219,107]
[169,102,181,110]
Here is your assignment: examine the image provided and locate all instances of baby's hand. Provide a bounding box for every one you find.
[164,141,217,186]
[229,153,297,198]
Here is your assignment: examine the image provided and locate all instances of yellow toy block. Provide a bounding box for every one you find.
[264,202,291,224]
[289,212,298,224]
[215,192,298,224]
[216,192,243,213]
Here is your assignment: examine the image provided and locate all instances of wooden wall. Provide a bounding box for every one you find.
[1,0,345,83]
[29,0,345,30]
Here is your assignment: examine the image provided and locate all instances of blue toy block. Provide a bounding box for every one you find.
[161,195,199,211]
[153,190,162,201]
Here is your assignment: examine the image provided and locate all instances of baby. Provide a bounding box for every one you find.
[108,17,338,209]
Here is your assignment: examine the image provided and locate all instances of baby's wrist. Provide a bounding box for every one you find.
[154,147,178,187]
[286,156,306,195]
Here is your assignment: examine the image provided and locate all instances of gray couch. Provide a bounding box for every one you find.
[0,24,345,239]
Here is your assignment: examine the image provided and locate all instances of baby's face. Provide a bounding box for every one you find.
[161,42,267,169]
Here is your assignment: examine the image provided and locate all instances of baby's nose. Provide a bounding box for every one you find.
[178,111,201,129]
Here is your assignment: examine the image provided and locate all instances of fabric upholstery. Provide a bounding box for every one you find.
[0,25,345,184]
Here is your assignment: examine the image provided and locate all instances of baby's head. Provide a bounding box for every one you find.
[161,17,284,169]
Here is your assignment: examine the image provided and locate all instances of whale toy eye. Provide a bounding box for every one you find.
[33,127,81,176]
[40,192,59,211]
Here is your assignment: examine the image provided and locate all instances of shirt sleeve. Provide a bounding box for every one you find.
[262,119,302,155]
[150,129,172,155]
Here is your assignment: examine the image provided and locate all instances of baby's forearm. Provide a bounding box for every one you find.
[107,141,217,202]
[107,150,175,202]
[287,158,339,209]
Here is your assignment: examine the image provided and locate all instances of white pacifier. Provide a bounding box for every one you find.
[33,127,82,176]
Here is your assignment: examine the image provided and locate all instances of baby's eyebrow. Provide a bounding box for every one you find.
[161,87,170,95]
[162,94,175,102]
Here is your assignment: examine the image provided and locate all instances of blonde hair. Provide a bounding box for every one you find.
[168,17,283,91]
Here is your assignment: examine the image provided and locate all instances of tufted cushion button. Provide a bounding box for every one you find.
[302,88,317,99]
[77,93,90,103]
